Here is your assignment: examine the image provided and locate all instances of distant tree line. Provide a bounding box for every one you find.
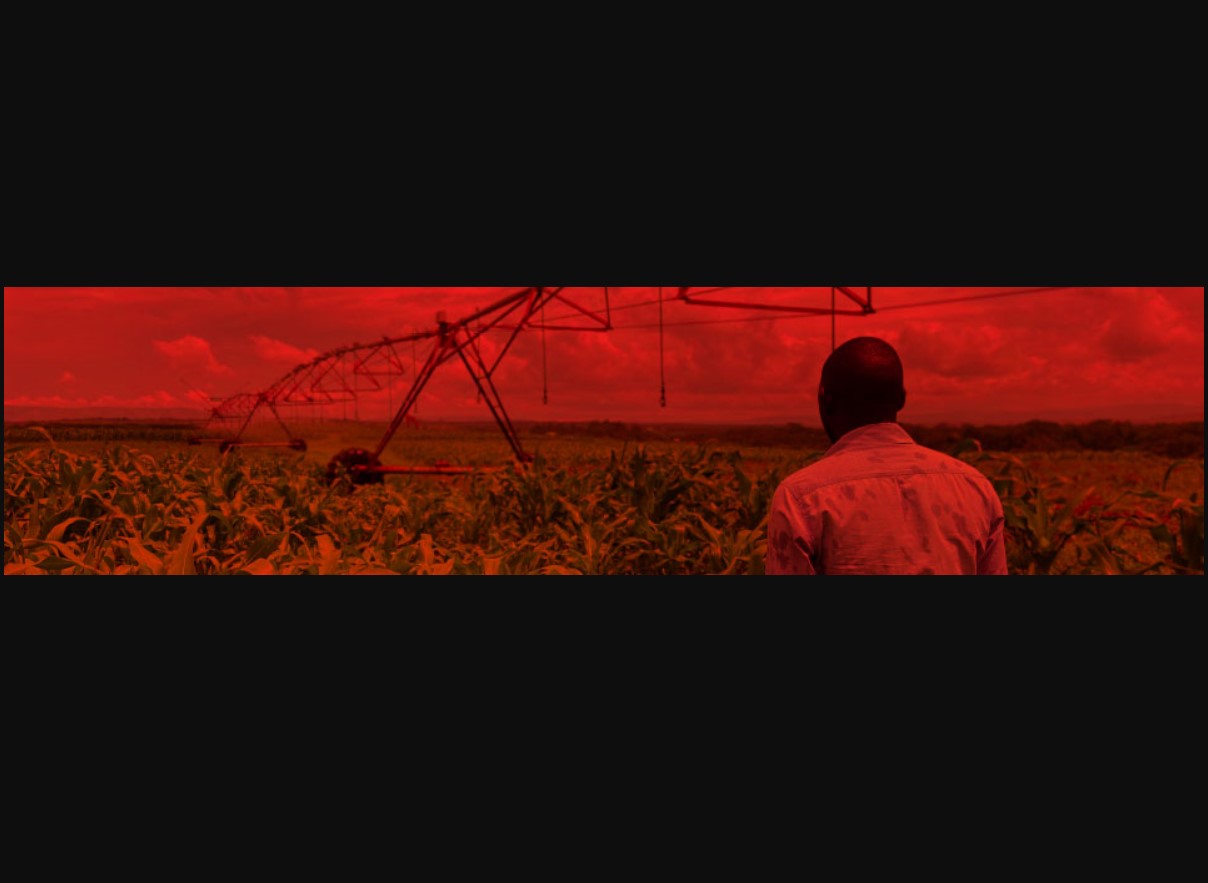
[525,420,1204,458]
[906,420,1204,458]
[5,417,1202,458]
[3,422,199,442]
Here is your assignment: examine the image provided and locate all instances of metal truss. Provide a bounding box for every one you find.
[191,286,873,484]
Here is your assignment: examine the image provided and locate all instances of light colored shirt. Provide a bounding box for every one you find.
[766,423,1007,575]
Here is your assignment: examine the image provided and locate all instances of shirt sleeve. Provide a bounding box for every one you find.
[766,486,817,575]
[978,498,1009,575]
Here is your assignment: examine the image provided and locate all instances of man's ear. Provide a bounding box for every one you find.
[898,388,907,412]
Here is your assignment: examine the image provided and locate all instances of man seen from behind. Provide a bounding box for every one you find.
[766,337,1007,575]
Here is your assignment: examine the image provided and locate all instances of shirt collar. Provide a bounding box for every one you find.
[824,422,916,458]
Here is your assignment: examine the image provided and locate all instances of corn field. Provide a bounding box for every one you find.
[3,431,1202,575]
[4,440,785,575]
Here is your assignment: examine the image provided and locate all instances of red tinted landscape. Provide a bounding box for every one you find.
[4,287,1204,575]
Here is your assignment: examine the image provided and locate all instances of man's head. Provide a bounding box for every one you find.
[818,337,906,443]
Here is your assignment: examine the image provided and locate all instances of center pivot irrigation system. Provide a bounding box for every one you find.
[189,287,879,485]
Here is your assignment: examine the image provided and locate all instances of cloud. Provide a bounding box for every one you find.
[184,388,220,407]
[153,335,233,376]
[1096,288,1199,363]
[249,335,321,365]
[5,391,184,408]
[4,395,85,408]
[894,322,1008,379]
[6,287,1203,424]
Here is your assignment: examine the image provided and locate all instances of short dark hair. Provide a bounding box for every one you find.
[821,337,905,417]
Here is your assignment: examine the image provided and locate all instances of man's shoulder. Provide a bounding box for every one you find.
[914,444,994,479]
[775,442,997,499]
[775,453,859,499]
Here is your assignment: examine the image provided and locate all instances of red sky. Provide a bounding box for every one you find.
[4,287,1203,425]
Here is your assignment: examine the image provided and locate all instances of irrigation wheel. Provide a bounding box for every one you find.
[325,448,385,487]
